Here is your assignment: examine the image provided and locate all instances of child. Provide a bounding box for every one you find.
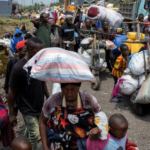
[12,136,31,150]
[11,28,24,54]
[132,14,145,33]
[110,44,129,103]
[87,113,138,150]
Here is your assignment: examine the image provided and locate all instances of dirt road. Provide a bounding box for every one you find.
[0,70,150,150]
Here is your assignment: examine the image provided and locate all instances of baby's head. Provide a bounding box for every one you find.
[12,136,31,150]
[109,113,128,139]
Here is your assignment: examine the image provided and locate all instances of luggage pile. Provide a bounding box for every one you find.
[113,49,150,116]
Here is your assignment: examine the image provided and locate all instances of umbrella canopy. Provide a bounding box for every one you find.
[24,48,94,83]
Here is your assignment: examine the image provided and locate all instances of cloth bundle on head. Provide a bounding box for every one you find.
[24,48,95,83]
[87,5,124,30]
[16,40,27,51]
[48,19,55,25]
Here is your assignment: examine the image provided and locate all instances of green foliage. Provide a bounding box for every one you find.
[19,2,45,11]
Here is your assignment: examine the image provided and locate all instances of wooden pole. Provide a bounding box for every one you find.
[72,6,78,24]
[80,29,117,36]
[143,50,147,79]
[68,0,70,11]
[93,33,97,67]
[136,23,140,40]
[122,41,144,43]
[124,22,150,25]
[147,42,150,72]
[64,0,67,12]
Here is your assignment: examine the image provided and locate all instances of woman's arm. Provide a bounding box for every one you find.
[39,112,49,150]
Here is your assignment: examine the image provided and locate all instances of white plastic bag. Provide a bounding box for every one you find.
[98,58,105,68]
[0,39,11,48]
[87,5,124,30]
[94,112,108,140]
[3,39,11,48]
[80,37,93,45]
[81,51,91,66]
[118,75,138,95]
[106,40,117,50]
[128,50,149,76]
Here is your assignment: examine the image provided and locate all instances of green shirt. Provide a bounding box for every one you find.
[35,22,51,48]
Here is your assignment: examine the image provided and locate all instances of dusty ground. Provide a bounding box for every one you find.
[0,18,150,150]
[0,70,150,150]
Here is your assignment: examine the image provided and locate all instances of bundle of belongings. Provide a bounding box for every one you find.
[113,49,150,116]
[86,5,124,30]
[24,48,95,83]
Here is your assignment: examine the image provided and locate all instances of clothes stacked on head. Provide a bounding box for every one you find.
[86,5,124,30]
[24,48,95,83]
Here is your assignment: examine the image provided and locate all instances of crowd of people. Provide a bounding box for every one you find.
[0,4,148,150]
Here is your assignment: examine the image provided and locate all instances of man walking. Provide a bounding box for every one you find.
[8,37,49,150]
[31,13,51,48]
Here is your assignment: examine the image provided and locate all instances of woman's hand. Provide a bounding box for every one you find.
[89,127,102,141]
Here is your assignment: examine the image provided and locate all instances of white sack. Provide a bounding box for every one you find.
[81,51,91,66]
[87,5,124,30]
[128,50,149,76]
[119,75,138,95]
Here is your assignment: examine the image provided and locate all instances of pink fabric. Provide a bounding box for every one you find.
[113,78,125,97]
[86,134,110,150]
[53,11,57,20]
[48,19,55,25]
[87,133,128,150]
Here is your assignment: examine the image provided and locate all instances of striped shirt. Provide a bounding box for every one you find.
[112,55,127,78]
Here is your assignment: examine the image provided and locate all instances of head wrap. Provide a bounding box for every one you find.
[16,40,27,51]
[48,19,55,25]
[65,14,73,20]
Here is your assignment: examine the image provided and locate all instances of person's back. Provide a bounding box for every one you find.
[11,28,24,54]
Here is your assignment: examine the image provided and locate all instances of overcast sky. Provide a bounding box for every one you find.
[12,0,59,6]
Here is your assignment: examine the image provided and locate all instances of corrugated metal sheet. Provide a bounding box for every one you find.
[0,1,12,16]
